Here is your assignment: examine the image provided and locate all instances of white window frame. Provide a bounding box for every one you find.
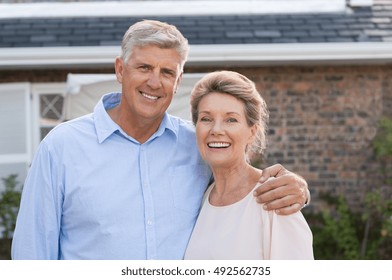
[0,82,66,192]
[31,83,67,152]
[0,83,31,192]
[0,83,32,165]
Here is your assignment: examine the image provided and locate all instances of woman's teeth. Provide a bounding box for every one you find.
[208,142,230,148]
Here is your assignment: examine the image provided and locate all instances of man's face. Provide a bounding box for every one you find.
[115,45,183,124]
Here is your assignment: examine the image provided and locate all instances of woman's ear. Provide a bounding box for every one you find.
[248,124,257,144]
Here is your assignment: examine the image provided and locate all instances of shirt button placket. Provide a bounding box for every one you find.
[140,144,157,260]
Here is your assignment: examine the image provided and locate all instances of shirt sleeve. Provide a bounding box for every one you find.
[262,210,314,260]
[12,141,63,260]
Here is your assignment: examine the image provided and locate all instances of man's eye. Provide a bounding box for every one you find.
[163,70,175,77]
[139,65,150,71]
[200,117,211,122]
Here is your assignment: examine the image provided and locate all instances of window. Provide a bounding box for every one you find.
[31,83,66,147]
[0,83,31,192]
[39,94,64,138]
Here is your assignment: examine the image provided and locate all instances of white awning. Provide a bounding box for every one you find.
[64,74,120,120]
[66,73,118,95]
[64,73,206,121]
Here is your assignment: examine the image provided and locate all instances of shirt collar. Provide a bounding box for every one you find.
[94,92,178,144]
[153,112,177,140]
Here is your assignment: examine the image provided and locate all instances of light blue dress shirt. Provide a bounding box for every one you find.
[12,92,212,260]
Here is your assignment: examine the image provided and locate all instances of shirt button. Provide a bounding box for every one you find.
[147,220,153,226]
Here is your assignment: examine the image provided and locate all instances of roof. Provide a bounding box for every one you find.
[0,0,391,68]
[0,0,348,19]
[0,1,391,48]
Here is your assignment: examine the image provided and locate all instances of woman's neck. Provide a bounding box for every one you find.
[209,163,262,206]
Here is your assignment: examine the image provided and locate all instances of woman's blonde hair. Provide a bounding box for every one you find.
[190,71,269,156]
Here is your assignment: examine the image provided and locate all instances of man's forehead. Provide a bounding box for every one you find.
[132,46,180,63]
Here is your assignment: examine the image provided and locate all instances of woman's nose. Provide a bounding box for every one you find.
[210,120,223,135]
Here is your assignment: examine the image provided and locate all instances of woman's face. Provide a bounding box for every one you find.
[195,92,256,169]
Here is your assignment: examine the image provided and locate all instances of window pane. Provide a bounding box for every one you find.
[0,88,27,154]
[40,127,54,140]
[39,93,64,140]
[40,94,64,120]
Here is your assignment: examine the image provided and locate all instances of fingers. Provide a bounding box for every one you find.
[258,164,288,183]
[256,185,297,205]
[254,170,309,214]
[273,202,303,216]
[254,173,293,197]
[259,195,305,215]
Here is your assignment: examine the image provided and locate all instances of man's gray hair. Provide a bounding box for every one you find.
[120,20,190,71]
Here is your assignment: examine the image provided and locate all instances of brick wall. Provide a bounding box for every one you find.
[236,65,391,212]
[1,64,391,212]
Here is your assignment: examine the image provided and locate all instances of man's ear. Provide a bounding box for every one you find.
[114,57,124,84]
[174,72,183,94]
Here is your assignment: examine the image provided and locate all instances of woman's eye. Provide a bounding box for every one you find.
[227,118,238,123]
[200,117,211,122]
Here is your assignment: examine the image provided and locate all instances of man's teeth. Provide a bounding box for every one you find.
[141,92,158,100]
[208,142,230,148]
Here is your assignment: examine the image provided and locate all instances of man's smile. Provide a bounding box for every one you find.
[140,91,159,100]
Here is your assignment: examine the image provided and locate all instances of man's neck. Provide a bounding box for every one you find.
[107,106,162,144]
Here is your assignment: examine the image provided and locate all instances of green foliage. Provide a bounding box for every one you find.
[305,193,360,259]
[305,190,392,260]
[362,190,392,259]
[306,117,392,259]
[373,117,392,160]
[373,117,392,185]
[0,174,22,239]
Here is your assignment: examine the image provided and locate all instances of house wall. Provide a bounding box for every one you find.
[242,64,391,213]
[246,65,391,212]
[1,64,391,212]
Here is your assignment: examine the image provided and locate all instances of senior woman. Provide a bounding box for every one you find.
[184,71,314,260]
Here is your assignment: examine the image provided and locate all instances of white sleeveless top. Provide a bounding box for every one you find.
[184,183,314,260]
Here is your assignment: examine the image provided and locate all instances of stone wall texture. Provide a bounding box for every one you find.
[236,65,392,212]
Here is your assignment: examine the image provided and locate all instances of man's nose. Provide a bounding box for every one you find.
[147,71,162,89]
